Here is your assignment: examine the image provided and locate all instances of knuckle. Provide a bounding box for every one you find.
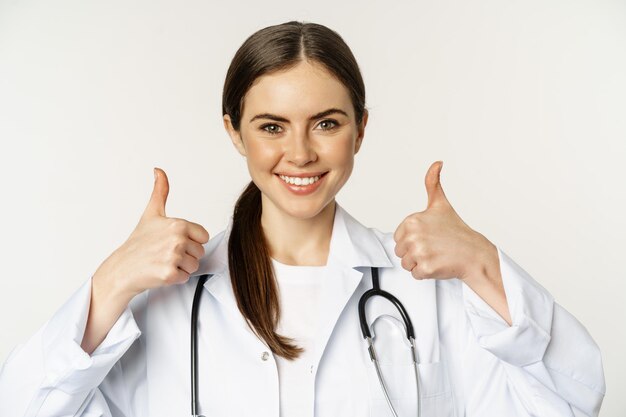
[168,265,180,277]
[400,257,412,271]
[169,252,183,265]
[193,243,205,259]
[407,214,421,225]
[162,266,179,284]
[413,242,428,258]
[406,240,422,257]
[420,261,434,276]
[169,218,188,233]
[171,235,188,251]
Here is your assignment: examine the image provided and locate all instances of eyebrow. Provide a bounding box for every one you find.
[249,108,349,124]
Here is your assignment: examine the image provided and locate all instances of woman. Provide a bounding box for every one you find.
[0,20,605,417]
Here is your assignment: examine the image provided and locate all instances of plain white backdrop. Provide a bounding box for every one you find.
[0,0,624,415]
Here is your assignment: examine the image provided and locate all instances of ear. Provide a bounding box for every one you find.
[354,108,368,155]
[223,114,247,157]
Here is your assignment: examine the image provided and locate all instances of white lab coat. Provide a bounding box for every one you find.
[0,202,605,417]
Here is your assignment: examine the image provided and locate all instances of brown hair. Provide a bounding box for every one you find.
[222,20,366,360]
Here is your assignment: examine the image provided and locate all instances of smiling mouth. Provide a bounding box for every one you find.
[275,171,329,186]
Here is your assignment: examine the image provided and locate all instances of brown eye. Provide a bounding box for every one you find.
[260,123,282,135]
[317,119,339,131]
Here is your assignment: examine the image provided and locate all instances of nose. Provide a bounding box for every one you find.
[284,129,317,166]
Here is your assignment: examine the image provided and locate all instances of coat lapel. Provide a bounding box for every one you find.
[310,203,394,368]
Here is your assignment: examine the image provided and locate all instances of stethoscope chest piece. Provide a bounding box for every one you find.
[358,267,422,417]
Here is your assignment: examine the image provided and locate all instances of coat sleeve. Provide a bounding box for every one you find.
[460,246,606,416]
[0,276,143,417]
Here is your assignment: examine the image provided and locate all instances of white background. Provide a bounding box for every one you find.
[0,0,624,415]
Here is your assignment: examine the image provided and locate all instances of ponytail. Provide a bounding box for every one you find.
[228,181,304,360]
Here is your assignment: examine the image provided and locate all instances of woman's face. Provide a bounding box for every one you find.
[223,60,367,220]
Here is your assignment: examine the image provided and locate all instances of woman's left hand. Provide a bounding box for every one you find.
[394,161,511,324]
[393,160,497,282]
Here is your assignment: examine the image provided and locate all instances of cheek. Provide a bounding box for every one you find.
[245,140,281,168]
[320,134,356,167]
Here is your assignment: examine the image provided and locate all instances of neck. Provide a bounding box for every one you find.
[260,198,336,266]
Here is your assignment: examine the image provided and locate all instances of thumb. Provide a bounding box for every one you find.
[143,167,169,218]
[424,160,449,209]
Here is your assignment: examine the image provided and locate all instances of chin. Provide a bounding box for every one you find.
[276,197,335,220]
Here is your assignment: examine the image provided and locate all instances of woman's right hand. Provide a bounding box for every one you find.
[82,168,210,354]
[93,167,210,301]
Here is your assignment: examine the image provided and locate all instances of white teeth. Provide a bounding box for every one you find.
[279,174,322,186]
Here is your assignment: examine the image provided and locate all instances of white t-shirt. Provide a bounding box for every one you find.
[271,257,327,417]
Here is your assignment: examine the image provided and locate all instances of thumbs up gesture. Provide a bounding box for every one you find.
[93,168,210,299]
[393,161,496,282]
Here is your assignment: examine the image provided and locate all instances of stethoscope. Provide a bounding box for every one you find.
[190,267,421,417]
[358,266,422,417]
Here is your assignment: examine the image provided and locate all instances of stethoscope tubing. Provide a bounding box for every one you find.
[191,273,210,417]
